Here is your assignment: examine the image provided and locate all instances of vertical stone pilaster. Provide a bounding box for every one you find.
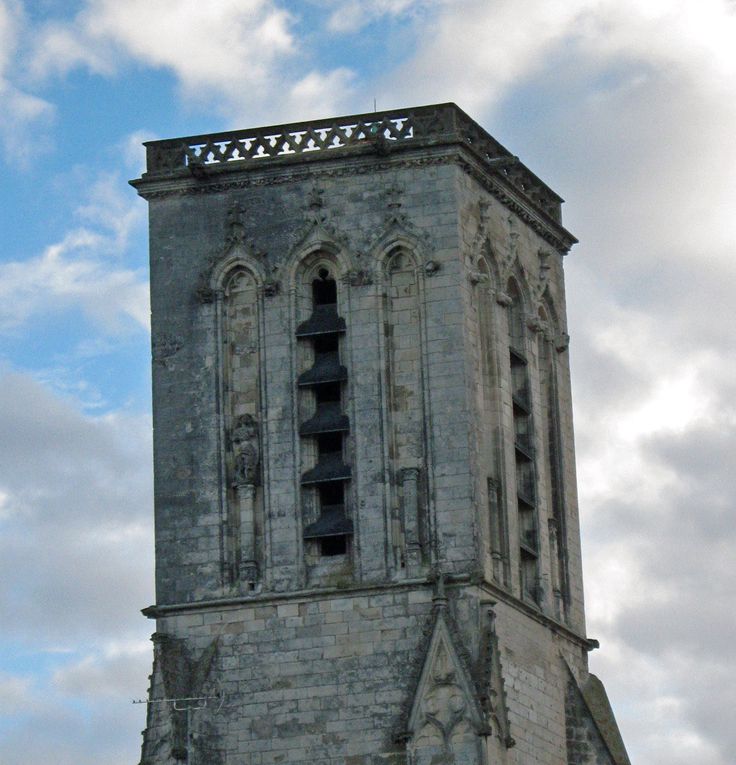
[401,466,422,574]
[235,482,258,590]
[548,517,563,621]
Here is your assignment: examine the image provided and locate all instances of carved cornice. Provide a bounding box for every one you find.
[457,156,576,253]
[132,154,450,200]
[132,145,576,253]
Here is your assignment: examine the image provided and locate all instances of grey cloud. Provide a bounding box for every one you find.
[0,371,153,763]
[0,372,154,645]
[53,648,151,700]
[582,419,736,762]
[0,697,145,765]
[0,650,150,764]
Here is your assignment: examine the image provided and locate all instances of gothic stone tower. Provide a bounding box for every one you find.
[131,103,630,765]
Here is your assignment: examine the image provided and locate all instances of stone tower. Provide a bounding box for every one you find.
[131,103,630,765]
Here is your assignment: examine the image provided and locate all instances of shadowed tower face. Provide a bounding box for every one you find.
[132,104,630,765]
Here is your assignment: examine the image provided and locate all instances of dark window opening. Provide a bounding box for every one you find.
[312,272,337,306]
[321,536,347,556]
[317,432,342,456]
[314,334,339,354]
[300,264,351,569]
[318,482,344,506]
[315,382,341,404]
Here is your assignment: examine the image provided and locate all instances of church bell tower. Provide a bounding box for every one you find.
[131,103,630,765]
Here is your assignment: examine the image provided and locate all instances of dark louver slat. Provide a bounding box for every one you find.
[301,453,351,484]
[300,402,350,435]
[303,505,353,539]
[297,352,348,386]
[296,305,347,337]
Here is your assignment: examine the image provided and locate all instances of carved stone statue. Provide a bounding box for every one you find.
[232,414,259,485]
[225,201,246,248]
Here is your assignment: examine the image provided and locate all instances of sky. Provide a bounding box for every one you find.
[0,1,734,763]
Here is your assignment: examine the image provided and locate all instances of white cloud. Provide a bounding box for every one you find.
[27,20,113,79]
[28,0,359,124]
[285,66,356,120]
[0,0,54,162]
[378,0,736,116]
[83,0,294,86]
[53,643,150,699]
[31,0,293,82]
[0,672,36,716]
[0,173,149,333]
[376,0,587,113]
[121,129,158,177]
[320,0,426,33]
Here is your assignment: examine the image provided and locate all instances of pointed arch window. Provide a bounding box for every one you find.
[476,256,510,587]
[506,279,541,605]
[296,262,352,561]
[537,306,570,619]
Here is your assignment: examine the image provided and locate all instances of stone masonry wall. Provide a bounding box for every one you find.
[454,166,586,635]
[148,153,482,606]
[142,584,591,764]
[134,106,614,765]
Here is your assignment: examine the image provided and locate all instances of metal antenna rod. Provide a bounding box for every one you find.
[132,693,227,765]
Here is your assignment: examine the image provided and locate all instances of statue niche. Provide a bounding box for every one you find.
[222,265,262,590]
[232,413,260,486]
[230,413,260,590]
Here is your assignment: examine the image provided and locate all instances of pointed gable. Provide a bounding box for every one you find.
[404,585,487,764]
[478,603,515,749]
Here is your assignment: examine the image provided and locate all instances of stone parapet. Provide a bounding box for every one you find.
[132,103,575,243]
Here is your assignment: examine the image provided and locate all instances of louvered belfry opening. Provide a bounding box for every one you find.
[507,282,541,605]
[297,267,352,557]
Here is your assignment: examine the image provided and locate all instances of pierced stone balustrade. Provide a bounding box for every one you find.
[138,103,567,227]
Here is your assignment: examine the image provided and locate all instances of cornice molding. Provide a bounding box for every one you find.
[143,573,595,650]
[132,149,576,253]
